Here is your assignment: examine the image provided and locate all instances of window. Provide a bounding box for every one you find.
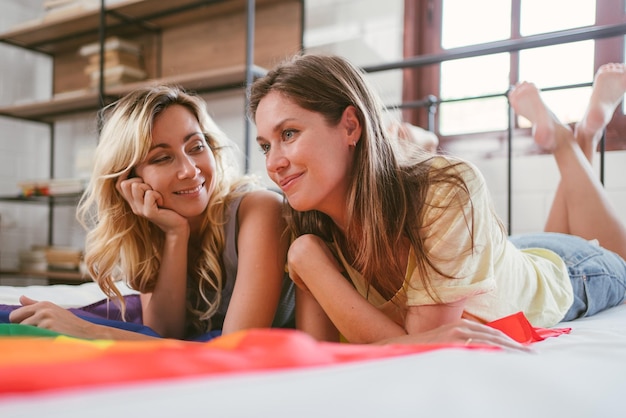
[402,0,626,153]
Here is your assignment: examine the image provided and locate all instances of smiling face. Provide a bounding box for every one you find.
[133,104,217,223]
[255,91,361,229]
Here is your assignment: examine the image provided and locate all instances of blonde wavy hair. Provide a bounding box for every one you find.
[77,85,255,335]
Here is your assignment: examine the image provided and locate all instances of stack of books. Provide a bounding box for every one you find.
[18,245,84,273]
[80,37,146,88]
[45,246,84,272]
[18,247,48,272]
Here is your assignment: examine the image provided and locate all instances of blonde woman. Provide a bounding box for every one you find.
[9,85,294,340]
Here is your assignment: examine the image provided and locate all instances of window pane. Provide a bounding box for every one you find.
[520,0,596,36]
[516,87,592,128]
[441,0,511,48]
[518,41,594,124]
[439,97,509,135]
[519,41,595,87]
[440,53,510,99]
[439,54,510,134]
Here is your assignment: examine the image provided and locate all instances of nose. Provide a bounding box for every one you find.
[178,155,199,179]
[265,146,289,175]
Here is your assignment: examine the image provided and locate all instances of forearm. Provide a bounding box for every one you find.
[295,287,340,342]
[289,237,405,343]
[404,300,467,334]
[142,230,189,338]
[84,321,160,341]
[306,269,406,343]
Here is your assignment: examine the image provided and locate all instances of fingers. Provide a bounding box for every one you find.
[461,320,532,352]
[18,295,38,306]
[117,176,148,202]
[9,300,70,331]
[115,168,135,193]
[418,319,531,352]
[116,175,163,217]
[8,295,40,323]
[9,298,41,324]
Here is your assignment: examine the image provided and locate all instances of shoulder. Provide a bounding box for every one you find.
[428,155,484,187]
[421,156,486,205]
[430,155,476,173]
[237,188,284,224]
[239,188,283,209]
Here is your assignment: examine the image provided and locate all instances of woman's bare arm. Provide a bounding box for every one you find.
[9,296,158,340]
[221,190,291,334]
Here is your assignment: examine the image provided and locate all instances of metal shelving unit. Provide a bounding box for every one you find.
[0,0,303,281]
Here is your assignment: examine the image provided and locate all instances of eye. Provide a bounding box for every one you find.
[282,129,297,141]
[189,141,207,154]
[150,154,172,164]
[258,143,270,155]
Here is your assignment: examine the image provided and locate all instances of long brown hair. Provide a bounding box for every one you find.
[249,54,479,301]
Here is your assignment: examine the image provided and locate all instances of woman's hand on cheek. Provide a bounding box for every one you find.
[116,175,188,234]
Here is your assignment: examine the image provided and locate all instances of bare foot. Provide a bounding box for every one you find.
[398,122,439,154]
[577,63,626,136]
[509,82,556,151]
[575,63,626,157]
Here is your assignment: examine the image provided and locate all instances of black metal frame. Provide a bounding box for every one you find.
[362,22,626,234]
[0,0,300,245]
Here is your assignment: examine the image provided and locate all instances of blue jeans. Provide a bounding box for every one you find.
[508,232,626,321]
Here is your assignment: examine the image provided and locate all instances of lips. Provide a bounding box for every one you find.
[175,182,205,195]
[278,173,302,191]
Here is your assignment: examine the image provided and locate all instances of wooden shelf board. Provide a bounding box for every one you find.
[0,269,89,283]
[0,193,83,205]
[0,65,263,122]
[0,91,100,121]
[0,0,290,53]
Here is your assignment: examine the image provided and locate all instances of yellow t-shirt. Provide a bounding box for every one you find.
[335,156,573,328]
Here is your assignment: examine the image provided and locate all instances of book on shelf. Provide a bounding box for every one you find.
[89,65,147,88]
[85,49,144,72]
[79,37,143,57]
[80,37,146,88]
[19,245,83,273]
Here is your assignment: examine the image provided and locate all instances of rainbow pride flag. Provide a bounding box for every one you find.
[0,312,569,396]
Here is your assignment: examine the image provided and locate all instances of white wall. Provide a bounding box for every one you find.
[476,149,626,236]
[0,0,53,273]
[1,0,625,275]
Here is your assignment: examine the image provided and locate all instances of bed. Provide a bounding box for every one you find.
[0,281,625,418]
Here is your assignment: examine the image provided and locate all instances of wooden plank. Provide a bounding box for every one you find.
[0,0,302,121]
[0,269,89,283]
[161,1,302,76]
[0,65,263,121]
[0,0,294,53]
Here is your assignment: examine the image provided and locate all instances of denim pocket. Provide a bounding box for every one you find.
[565,252,626,320]
[510,232,626,321]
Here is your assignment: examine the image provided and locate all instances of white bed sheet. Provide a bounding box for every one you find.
[0,280,138,308]
[0,284,625,418]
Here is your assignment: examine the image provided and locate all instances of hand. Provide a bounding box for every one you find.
[379,319,532,352]
[9,296,96,339]
[116,172,189,235]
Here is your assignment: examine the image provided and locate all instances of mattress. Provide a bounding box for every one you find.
[0,282,624,418]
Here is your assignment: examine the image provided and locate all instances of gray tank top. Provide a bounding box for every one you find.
[213,192,295,329]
